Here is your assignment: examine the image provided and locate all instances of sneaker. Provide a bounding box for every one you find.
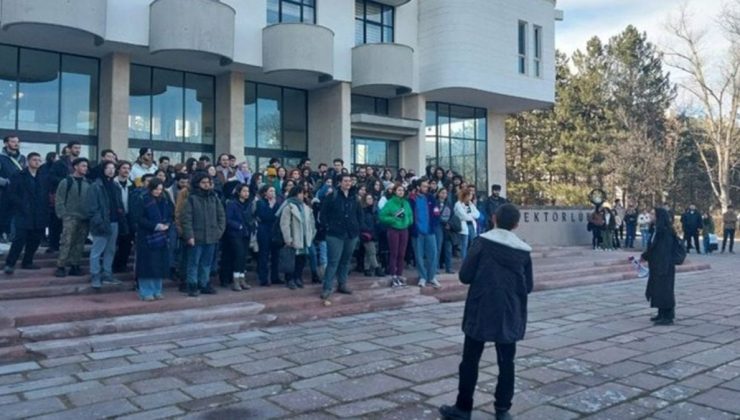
[390,277,401,288]
[295,278,304,289]
[337,286,353,295]
[399,277,408,287]
[374,267,385,277]
[311,274,321,284]
[68,266,84,276]
[3,265,14,275]
[54,267,67,277]
[102,277,122,285]
[418,278,427,288]
[20,263,41,270]
[430,279,442,289]
[187,285,200,297]
[320,290,331,300]
[154,294,163,300]
[142,296,155,302]
[654,318,674,326]
[495,410,513,420]
[200,286,217,295]
[91,277,102,289]
[439,405,471,420]
[287,280,297,290]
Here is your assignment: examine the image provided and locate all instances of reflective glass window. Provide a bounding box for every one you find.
[0,45,18,130]
[151,68,184,142]
[60,55,98,135]
[257,84,281,150]
[184,73,214,144]
[18,49,59,133]
[129,65,151,140]
[355,0,394,45]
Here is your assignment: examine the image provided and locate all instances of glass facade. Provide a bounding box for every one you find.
[352,137,399,172]
[518,21,528,75]
[533,25,542,78]
[351,94,388,116]
[244,81,307,171]
[425,103,487,192]
[0,44,98,157]
[267,0,316,24]
[128,64,215,158]
[355,0,394,45]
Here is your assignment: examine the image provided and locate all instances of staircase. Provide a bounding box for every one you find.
[0,246,710,362]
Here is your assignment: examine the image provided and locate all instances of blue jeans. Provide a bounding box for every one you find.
[459,233,470,261]
[413,233,438,282]
[187,243,216,289]
[640,228,651,250]
[138,278,163,299]
[322,236,358,295]
[90,222,118,283]
[435,225,453,272]
[625,223,636,248]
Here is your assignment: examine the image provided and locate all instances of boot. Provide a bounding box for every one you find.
[374,267,385,277]
[231,277,242,291]
[295,277,304,288]
[187,283,199,297]
[287,279,297,290]
[438,405,471,420]
[239,277,251,290]
[364,269,374,277]
[68,266,84,276]
[311,273,321,284]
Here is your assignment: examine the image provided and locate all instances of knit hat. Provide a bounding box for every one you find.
[266,167,277,177]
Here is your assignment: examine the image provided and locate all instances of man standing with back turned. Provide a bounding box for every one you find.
[440,204,533,420]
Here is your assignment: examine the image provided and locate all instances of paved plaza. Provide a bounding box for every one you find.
[0,253,737,419]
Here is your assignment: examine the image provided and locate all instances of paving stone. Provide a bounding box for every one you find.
[87,348,138,360]
[552,383,642,414]
[76,361,165,381]
[536,381,586,398]
[616,372,673,391]
[518,366,574,384]
[181,380,238,399]
[326,397,397,417]
[386,354,460,383]
[518,404,580,419]
[651,384,700,401]
[372,331,445,347]
[117,406,184,420]
[131,389,191,410]
[0,397,66,418]
[32,399,138,420]
[653,401,737,420]
[67,384,135,406]
[340,359,401,378]
[649,360,707,380]
[233,384,283,401]
[548,358,596,374]
[633,396,671,410]
[189,398,287,419]
[171,342,227,357]
[175,366,240,385]
[269,388,337,412]
[231,371,299,389]
[178,394,239,412]
[690,388,740,414]
[681,347,740,367]
[0,395,20,404]
[316,373,412,402]
[129,377,187,394]
[582,402,652,420]
[291,373,348,390]
[576,347,642,365]
[81,356,132,371]
[676,373,725,390]
[288,360,344,378]
[38,355,88,368]
[175,335,231,347]
[0,361,40,375]
[126,351,176,364]
[411,377,459,397]
[334,349,397,367]
[597,360,652,378]
[282,346,353,365]
[204,354,252,367]
[25,363,85,380]
[231,357,295,375]
[0,375,76,396]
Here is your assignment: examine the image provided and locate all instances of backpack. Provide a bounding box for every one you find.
[447,213,463,233]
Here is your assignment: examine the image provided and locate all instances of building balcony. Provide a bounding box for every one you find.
[372,0,412,6]
[352,43,413,97]
[0,0,107,44]
[149,0,235,64]
[262,23,334,83]
[351,113,421,139]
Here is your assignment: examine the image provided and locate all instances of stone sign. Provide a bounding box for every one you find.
[516,207,594,246]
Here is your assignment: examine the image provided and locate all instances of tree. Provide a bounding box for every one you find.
[665,4,740,212]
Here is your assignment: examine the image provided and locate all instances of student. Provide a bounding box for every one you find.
[86,161,125,288]
[224,184,254,291]
[440,204,533,420]
[642,207,683,325]
[279,185,316,290]
[379,183,413,288]
[135,179,174,301]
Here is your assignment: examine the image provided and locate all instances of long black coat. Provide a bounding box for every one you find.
[459,231,534,344]
[642,230,677,308]
[135,194,174,280]
[7,169,49,230]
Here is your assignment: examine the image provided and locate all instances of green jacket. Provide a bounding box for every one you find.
[55,175,91,220]
[702,216,715,235]
[379,196,413,230]
[181,188,226,245]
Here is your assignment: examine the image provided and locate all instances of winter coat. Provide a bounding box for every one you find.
[641,229,678,309]
[55,176,91,220]
[379,196,413,231]
[459,229,534,343]
[225,199,254,238]
[86,178,125,237]
[181,188,226,245]
[130,161,157,186]
[279,200,316,253]
[255,198,279,234]
[624,210,638,227]
[48,156,73,193]
[409,193,438,237]
[702,216,715,235]
[485,195,509,229]
[361,206,380,241]
[588,210,605,227]
[723,210,738,230]
[136,194,174,280]
[454,201,480,236]
[320,189,365,240]
[6,169,48,230]
[680,210,702,235]
[0,147,26,189]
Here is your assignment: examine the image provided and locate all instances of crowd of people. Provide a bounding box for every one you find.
[0,136,510,303]
[587,199,738,255]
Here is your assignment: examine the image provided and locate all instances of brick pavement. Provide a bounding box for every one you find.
[0,253,737,419]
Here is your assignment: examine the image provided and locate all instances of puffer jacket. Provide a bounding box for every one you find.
[181,188,226,245]
[279,200,316,253]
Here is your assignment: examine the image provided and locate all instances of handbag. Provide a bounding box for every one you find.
[146,231,168,248]
[448,213,463,233]
[278,246,296,274]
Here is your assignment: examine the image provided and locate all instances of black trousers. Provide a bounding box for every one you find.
[5,228,44,267]
[291,254,306,282]
[723,229,736,252]
[455,335,516,413]
[47,210,62,250]
[685,233,701,254]
[658,307,675,321]
[113,232,134,272]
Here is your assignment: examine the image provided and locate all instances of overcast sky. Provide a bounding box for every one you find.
[555,0,728,55]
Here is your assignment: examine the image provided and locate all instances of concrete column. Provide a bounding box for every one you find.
[308,82,351,166]
[399,94,426,173]
[215,71,245,159]
[98,53,130,154]
[487,112,507,196]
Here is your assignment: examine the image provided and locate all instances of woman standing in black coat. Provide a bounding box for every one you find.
[642,207,682,325]
[135,179,174,301]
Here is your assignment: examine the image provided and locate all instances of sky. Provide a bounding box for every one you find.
[555,0,728,55]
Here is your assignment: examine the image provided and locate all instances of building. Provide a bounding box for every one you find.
[0,0,559,193]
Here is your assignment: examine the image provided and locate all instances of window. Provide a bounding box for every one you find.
[425,103,488,192]
[244,82,308,167]
[267,0,316,24]
[355,0,394,45]
[351,94,389,115]
[533,25,542,78]
[128,64,215,158]
[518,21,528,75]
[0,44,99,155]
[352,137,399,173]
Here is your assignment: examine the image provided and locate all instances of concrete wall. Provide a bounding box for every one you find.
[215,72,246,159]
[98,53,130,154]
[308,82,351,166]
[487,113,507,196]
[516,207,594,246]
[399,94,426,173]
[262,23,334,77]
[1,0,107,40]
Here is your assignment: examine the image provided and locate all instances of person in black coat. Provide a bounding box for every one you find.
[680,205,702,254]
[135,179,174,301]
[222,183,254,291]
[3,153,47,273]
[642,207,681,325]
[440,204,533,420]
